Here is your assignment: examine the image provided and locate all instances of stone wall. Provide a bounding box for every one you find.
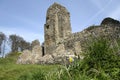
[44,3,120,58]
[44,3,72,55]
[17,40,42,64]
[63,20,120,56]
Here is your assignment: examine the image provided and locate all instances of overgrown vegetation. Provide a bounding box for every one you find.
[53,37,120,80]
[0,37,120,80]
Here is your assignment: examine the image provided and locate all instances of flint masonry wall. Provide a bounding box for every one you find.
[44,3,72,54]
[63,22,120,55]
[44,3,120,56]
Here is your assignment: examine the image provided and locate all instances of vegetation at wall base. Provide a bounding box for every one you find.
[0,36,120,80]
[60,37,120,80]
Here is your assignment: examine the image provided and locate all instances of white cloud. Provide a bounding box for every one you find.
[0,26,44,43]
[11,15,41,29]
[108,7,120,20]
[90,0,103,9]
[2,12,42,30]
[21,33,44,43]
[84,0,113,27]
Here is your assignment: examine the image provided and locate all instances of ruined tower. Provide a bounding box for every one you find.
[44,3,72,54]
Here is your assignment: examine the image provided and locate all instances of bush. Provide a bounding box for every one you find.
[65,37,120,80]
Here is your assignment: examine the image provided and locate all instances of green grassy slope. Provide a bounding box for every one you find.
[0,52,60,80]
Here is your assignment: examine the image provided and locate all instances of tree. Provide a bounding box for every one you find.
[0,32,6,58]
[9,34,31,52]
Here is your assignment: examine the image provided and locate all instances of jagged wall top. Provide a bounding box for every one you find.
[101,17,120,25]
[47,2,69,16]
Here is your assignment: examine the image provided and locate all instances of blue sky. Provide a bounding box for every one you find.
[0,0,120,43]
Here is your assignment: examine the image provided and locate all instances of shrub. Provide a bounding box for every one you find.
[66,37,120,80]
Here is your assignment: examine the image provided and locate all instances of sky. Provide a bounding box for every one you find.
[0,0,120,43]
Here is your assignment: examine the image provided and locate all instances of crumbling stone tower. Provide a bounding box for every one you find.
[44,3,72,54]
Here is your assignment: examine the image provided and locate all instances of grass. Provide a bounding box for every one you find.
[0,64,59,80]
[0,52,60,80]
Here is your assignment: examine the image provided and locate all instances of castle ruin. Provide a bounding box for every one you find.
[17,3,120,64]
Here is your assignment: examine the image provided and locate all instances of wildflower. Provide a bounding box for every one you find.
[69,57,74,63]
